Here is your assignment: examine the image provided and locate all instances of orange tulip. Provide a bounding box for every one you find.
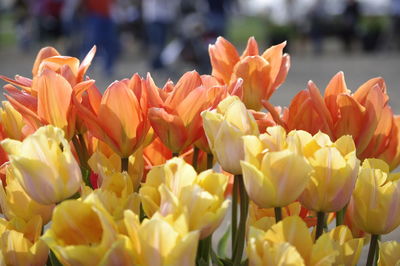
[265,72,400,170]
[74,74,150,158]
[1,47,96,139]
[145,71,227,154]
[209,36,290,110]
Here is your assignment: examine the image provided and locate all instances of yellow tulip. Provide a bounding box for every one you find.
[299,132,360,212]
[124,210,200,266]
[201,95,259,174]
[241,126,312,208]
[378,241,400,266]
[41,198,121,265]
[247,216,340,266]
[0,101,25,140]
[0,216,48,266]
[0,166,54,224]
[327,225,364,265]
[1,125,82,205]
[88,148,144,191]
[140,157,229,239]
[347,159,400,235]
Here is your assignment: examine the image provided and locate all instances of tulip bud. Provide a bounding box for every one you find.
[202,96,259,174]
[347,159,400,235]
[241,126,312,208]
[299,133,360,212]
[0,216,49,265]
[0,101,25,140]
[1,125,82,204]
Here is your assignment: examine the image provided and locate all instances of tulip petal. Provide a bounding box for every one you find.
[209,37,240,84]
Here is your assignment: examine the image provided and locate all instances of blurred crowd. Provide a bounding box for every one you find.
[0,0,399,76]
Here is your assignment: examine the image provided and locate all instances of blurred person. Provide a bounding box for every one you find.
[391,0,400,50]
[61,0,83,56]
[142,0,180,70]
[13,0,32,51]
[309,0,327,54]
[37,0,63,41]
[81,0,120,76]
[340,0,360,52]
[205,0,231,38]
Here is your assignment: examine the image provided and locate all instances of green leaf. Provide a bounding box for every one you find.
[217,224,231,258]
[47,250,62,266]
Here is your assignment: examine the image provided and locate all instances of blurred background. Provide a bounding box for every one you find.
[0,0,399,110]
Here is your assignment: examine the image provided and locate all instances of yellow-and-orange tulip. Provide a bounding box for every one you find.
[241,126,312,208]
[0,216,49,265]
[299,132,360,213]
[145,71,227,154]
[74,75,150,158]
[347,159,400,235]
[202,95,259,174]
[266,72,400,170]
[124,210,199,266]
[378,241,400,266]
[1,125,82,205]
[140,157,229,239]
[247,216,340,266]
[209,36,290,110]
[0,166,54,224]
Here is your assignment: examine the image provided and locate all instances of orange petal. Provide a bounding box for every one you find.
[148,108,187,153]
[144,73,164,108]
[209,37,240,84]
[241,36,259,58]
[307,81,334,137]
[165,70,202,108]
[324,72,348,123]
[0,75,32,92]
[261,41,286,81]
[334,94,365,140]
[5,94,42,131]
[262,100,287,130]
[36,69,72,132]
[356,85,385,155]
[271,53,290,90]
[72,80,96,100]
[359,105,393,159]
[41,56,80,77]
[77,46,96,82]
[32,47,60,76]
[353,77,387,105]
[231,55,272,110]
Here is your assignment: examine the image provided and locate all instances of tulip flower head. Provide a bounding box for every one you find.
[347,159,400,235]
[241,126,312,208]
[1,125,82,205]
[202,95,259,174]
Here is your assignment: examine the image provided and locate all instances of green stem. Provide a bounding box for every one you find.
[336,206,346,226]
[72,135,85,167]
[315,211,325,241]
[192,147,199,171]
[275,207,282,223]
[201,235,212,264]
[172,152,179,157]
[366,234,379,266]
[71,135,91,187]
[207,153,213,169]
[232,175,239,253]
[121,157,129,172]
[233,175,249,266]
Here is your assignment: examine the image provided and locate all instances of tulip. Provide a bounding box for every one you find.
[202,95,259,174]
[140,157,229,239]
[241,126,312,209]
[327,225,364,265]
[0,216,49,265]
[266,72,400,170]
[299,132,360,213]
[378,241,400,266]
[124,210,200,266]
[1,47,96,139]
[0,101,25,140]
[0,166,54,224]
[41,199,123,265]
[74,75,150,158]
[1,125,82,205]
[209,37,290,110]
[247,216,340,266]
[347,159,400,235]
[145,71,227,154]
